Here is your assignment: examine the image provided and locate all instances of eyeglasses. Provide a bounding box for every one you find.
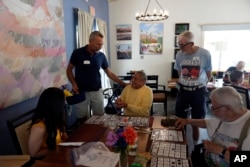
[211,105,225,111]
[178,42,192,48]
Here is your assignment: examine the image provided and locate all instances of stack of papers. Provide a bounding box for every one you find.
[71,142,119,167]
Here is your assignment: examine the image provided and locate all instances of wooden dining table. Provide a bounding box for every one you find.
[32,116,169,167]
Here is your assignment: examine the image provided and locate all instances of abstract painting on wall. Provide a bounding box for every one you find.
[139,23,163,55]
[0,0,67,110]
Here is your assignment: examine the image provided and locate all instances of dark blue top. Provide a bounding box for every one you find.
[70,45,109,91]
[225,66,236,73]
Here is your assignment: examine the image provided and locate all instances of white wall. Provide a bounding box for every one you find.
[109,0,250,89]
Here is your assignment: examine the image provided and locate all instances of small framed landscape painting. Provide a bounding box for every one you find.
[175,23,189,35]
[174,48,180,59]
[116,44,132,59]
[116,24,132,40]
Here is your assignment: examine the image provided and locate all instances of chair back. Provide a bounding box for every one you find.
[217,71,224,79]
[7,109,35,154]
[118,75,132,83]
[231,86,250,109]
[146,75,167,116]
[0,155,30,167]
[146,75,159,90]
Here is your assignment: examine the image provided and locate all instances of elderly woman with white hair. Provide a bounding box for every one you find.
[223,61,246,84]
[175,86,250,167]
[226,61,246,73]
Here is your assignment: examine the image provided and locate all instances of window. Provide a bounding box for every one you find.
[202,24,250,72]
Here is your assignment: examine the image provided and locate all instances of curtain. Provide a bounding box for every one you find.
[96,18,112,98]
[77,9,94,47]
[96,18,108,56]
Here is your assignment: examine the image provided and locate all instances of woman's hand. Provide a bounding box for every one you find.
[175,118,188,129]
[61,132,69,141]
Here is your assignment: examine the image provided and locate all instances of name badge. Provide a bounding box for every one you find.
[83,60,90,64]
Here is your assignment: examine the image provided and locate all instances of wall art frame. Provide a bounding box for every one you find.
[174,36,179,48]
[116,44,132,59]
[139,23,163,55]
[0,0,67,110]
[174,48,180,59]
[175,23,189,35]
[116,24,132,40]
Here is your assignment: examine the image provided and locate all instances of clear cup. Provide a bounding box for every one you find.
[128,139,138,156]
[109,120,116,130]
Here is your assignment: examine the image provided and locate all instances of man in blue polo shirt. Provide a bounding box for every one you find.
[67,31,126,123]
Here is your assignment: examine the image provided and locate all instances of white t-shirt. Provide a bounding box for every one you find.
[205,111,250,166]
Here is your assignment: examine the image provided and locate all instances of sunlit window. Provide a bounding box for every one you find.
[202,25,250,72]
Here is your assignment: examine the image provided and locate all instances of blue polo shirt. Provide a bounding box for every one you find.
[70,45,109,91]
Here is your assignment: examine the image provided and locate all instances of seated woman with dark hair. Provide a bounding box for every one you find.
[28,87,68,158]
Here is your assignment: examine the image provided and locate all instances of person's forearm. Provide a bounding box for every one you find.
[66,69,77,86]
[111,75,126,86]
[30,147,49,157]
[126,104,150,117]
[203,140,230,163]
[207,71,212,82]
[186,119,207,128]
[108,73,126,86]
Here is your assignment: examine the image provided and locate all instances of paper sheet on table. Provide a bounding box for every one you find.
[72,142,119,167]
[59,142,84,146]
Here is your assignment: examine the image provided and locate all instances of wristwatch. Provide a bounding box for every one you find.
[219,147,227,159]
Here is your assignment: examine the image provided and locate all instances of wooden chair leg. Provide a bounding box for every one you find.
[164,101,167,116]
[164,92,168,116]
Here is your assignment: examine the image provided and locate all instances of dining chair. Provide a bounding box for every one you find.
[118,75,132,84]
[231,85,250,109]
[0,155,30,167]
[146,75,167,116]
[7,109,35,155]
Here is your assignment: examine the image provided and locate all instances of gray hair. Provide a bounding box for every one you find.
[136,70,147,82]
[210,86,243,112]
[178,31,194,43]
[236,61,246,71]
[89,31,103,41]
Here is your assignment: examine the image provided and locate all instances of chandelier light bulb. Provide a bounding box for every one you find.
[164,10,169,16]
[160,10,163,15]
